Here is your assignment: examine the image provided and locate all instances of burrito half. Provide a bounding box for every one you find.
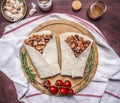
[24,30,60,79]
[60,32,93,78]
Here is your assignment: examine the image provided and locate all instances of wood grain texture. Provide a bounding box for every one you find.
[21,19,98,96]
[0,0,120,103]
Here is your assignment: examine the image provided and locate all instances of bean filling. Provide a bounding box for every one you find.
[65,34,91,57]
[24,34,53,54]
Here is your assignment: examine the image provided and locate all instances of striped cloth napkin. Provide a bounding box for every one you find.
[0,13,120,103]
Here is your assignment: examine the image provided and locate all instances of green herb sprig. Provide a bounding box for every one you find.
[20,51,37,84]
[85,49,95,81]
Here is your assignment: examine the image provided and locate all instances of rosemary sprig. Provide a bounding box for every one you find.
[20,51,37,84]
[85,49,95,81]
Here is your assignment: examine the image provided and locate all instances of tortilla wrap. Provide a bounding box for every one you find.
[24,30,60,79]
[60,32,93,78]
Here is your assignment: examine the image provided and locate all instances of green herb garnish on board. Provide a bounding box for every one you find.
[85,49,95,81]
[20,51,37,84]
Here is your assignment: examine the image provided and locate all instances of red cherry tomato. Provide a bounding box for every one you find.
[67,89,74,96]
[59,88,67,96]
[64,80,71,88]
[49,86,58,95]
[43,80,51,88]
[55,79,64,87]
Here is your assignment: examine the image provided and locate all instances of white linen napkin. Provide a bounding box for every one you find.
[0,13,120,103]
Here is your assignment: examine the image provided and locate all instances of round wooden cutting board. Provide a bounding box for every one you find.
[20,19,98,96]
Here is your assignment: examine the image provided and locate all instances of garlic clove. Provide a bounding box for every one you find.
[6,0,9,2]
[9,1,14,7]
[4,6,13,10]
[31,2,36,9]
[10,9,18,14]
[13,13,23,19]
[13,3,20,10]
[9,0,15,4]
[29,8,37,16]
[10,13,23,21]
[5,10,13,17]
[19,2,24,7]
[15,0,20,5]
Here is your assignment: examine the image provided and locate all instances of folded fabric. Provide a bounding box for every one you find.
[0,13,120,103]
[100,70,120,103]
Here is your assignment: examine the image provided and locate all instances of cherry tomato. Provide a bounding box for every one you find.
[67,89,74,96]
[49,86,58,95]
[43,80,51,88]
[59,88,67,96]
[55,79,64,87]
[64,80,71,88]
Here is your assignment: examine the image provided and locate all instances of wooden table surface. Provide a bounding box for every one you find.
[0,0,120,103]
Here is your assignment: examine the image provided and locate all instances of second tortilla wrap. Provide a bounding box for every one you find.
[60,32,93,78]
